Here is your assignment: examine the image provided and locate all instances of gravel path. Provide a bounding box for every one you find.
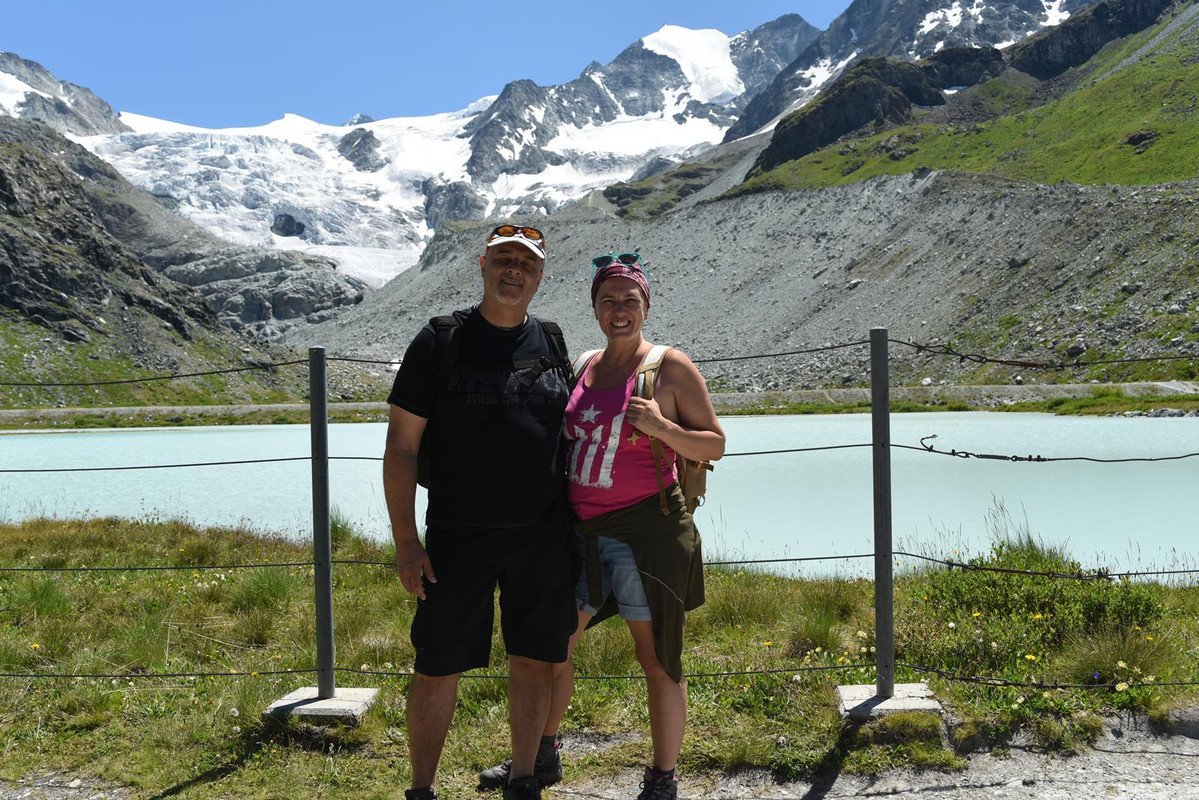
[554,717,1199,799]
[4,716,1198,799]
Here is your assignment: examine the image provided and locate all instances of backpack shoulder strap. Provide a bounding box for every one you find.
[534,317,568,360]
[634,344,672,401]
[427,314,463,394]
[635,343,674,516]
[570,349,602,387]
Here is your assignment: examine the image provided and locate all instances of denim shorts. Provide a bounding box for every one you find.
[575,533,651,621]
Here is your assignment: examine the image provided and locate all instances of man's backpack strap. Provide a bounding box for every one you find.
[516,317,570,385]
[536,318,568,360]
[417,315,463,488]
[428,315,463,389]
[635,345,674,515]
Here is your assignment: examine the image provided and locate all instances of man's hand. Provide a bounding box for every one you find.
[396,537,436,600]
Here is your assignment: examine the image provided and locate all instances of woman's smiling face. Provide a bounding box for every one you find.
[593,276,647,341]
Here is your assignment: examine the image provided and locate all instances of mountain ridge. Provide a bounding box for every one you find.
[725,0,1096,141]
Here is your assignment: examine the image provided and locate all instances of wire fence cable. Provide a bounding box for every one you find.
[0,359,308,388]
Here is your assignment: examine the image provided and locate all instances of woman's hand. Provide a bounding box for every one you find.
[626,395,672,437]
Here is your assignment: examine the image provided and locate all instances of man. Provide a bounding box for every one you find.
[383,224,577,800]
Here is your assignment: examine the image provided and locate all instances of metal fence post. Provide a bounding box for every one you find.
[870,328,895,699]
[309,346,336,699]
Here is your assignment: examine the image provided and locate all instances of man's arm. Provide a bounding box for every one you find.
[625,349,725,463]
[382,403,435,599]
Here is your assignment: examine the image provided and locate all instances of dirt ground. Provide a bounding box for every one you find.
[4,715,1198,799]
[555,717,1199,799]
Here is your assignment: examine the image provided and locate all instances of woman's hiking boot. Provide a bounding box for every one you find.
[478,735,563,790]
[635,767,678,800]
[404,789,437,800]
[502,774,541,800]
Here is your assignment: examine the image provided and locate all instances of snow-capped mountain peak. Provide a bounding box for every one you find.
[642,25,745,104]
[1,15,816,286]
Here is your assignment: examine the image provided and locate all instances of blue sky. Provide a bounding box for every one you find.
[5,0,851,128]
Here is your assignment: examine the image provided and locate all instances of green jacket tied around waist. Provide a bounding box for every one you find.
[575,483,705,683]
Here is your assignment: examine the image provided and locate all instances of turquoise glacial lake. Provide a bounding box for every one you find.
[2,413,1196,576]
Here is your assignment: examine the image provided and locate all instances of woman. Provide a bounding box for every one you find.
[483,252,725,800]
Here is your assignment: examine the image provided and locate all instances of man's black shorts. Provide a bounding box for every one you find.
[411,516,578,676]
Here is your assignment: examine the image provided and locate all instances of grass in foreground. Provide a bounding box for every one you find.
[1,510,1197,798]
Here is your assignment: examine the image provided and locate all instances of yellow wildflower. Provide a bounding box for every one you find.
[1025,654,1037,661]
[1115,682,1129,692]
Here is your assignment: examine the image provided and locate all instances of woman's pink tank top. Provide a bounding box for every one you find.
[565,354,677,521]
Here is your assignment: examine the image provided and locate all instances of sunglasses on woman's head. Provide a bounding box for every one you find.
[591,253,646,274]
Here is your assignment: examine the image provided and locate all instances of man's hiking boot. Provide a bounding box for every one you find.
[636,767,678,800]
[478,735,563,790]
[502,774,541,800]
[404,789,437,800]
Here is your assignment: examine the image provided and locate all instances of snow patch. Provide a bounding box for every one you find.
[918,2,965,35]
[0,72,50,115]
[1040,0,1070,27]
[793,51,860,100]
[284,244,421,288]
[547,108,724,157]
[642,25,744,104]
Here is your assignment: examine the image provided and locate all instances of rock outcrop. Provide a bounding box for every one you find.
[336,127,388,172]
[270,213,306,238]
[749,49,1006,175]
[164,249,365,339]
[0,136,216,344]
[1008,0,1178,78]
[0,52,131,136]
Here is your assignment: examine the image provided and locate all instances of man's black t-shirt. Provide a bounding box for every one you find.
[388,307,569,528]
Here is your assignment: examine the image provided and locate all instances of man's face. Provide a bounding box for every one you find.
[479,242,544,310]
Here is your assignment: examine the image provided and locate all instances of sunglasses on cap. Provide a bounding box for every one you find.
[590,253,646,275]
[488,224,545,244]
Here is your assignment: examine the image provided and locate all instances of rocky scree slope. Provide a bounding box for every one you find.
[0,118,366,340]
[286,170,1199,391]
